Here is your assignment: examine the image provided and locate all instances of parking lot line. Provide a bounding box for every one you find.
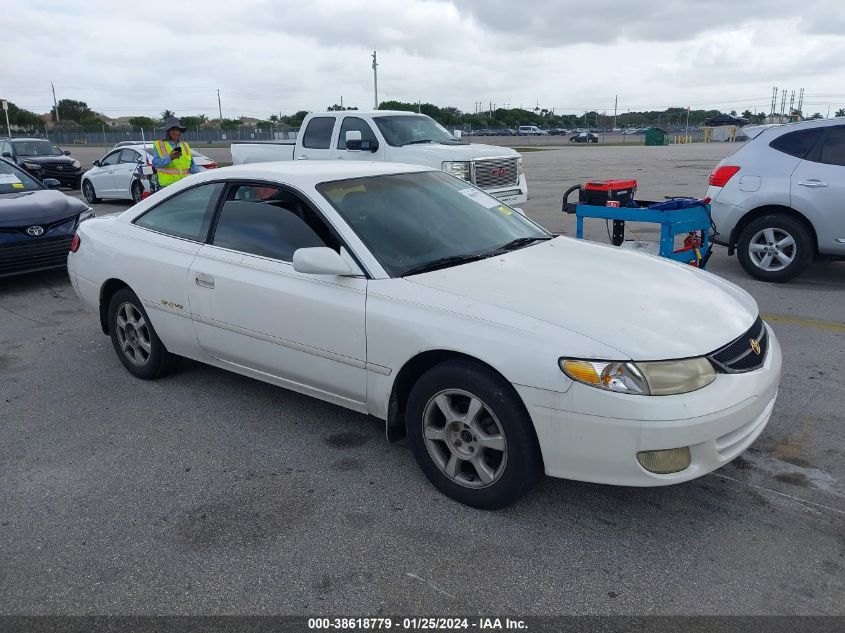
[762,313,845,334]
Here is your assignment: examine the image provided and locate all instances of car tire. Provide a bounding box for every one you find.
[736,214,813,282]
[405,360,543,509]
[82,179,100,204]
[131,180,143,204]
[108,288,180,380]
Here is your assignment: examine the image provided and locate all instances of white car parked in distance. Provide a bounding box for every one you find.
[706,118,845,281]
[81,143,218,204]
[68,161,782,509]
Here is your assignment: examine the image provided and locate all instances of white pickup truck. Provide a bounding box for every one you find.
[231,111,528,204]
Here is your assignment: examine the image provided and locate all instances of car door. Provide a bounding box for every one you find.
[297,116,337,160]
[115,149,142,198]
[128,182,226,357]
[332,116,384,161]
[187,182,368,409]
[91,150,122,195]
[790,125,845,256]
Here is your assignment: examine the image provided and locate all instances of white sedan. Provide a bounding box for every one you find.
[81,143,218,204]
[68,161,782,509]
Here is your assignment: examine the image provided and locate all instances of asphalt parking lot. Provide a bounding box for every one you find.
[1,143,843,616]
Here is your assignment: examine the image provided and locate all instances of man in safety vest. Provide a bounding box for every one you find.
[151,117,202,187]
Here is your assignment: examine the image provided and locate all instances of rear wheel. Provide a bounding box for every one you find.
[736,214,813,282]
[131,180,143,204]
[405,360,543,509]
[108,288,180,379]
[82,180,100,204]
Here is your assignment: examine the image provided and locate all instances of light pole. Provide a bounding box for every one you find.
[2,100,10,137]
[372,51,379,109]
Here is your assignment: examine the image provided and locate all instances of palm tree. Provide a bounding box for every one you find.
[160,109,176,122]
[835,108,845,118]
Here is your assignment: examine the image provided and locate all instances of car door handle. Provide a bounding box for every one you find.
[798,180,828,188]
[195,273,215,289]
[297,154,308,159]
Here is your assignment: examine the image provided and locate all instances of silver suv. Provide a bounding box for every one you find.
[706,118,845,281]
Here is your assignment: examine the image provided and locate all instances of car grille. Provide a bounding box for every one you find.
[0,236,73,276]
[473,157,519,189]
[708,316,768,373]
[41,164,79,178]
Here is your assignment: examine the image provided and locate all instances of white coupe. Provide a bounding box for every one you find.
[68,161,782,509]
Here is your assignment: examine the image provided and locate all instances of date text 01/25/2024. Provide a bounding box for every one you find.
[307,618,527,630]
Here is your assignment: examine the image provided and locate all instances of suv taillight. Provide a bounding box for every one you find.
[709,165,740,187]
[70,233,80,253]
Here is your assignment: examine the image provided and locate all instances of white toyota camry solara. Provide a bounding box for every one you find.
[67,161,782,509]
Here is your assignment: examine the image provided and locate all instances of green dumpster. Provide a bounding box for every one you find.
[644,127,668,146]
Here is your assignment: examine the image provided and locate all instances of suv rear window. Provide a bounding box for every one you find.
[769,128,823,159]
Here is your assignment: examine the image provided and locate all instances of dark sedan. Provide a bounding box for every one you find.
[0,138,85,188]
[570,132,599,143]
[0,159,94,278]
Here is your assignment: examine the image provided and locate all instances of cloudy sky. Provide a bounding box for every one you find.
[4,0,845,119]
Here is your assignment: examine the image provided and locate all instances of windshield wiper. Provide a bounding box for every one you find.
[402,252,492,276]
[402,139,435,145]
[492,236,553,253]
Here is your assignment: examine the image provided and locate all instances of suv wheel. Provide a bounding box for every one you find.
[736,214,813,282]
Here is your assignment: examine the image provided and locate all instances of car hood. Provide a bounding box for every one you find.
[386,142,519,166]
[0,190,88,226]
[406,237,758,360]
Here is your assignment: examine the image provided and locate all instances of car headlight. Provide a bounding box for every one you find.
[72,160,81,169]
[76,208,95,226]
[559,357,715,396]
[441,161,470,181]
[517,156,524,177]
[22,161,41,170]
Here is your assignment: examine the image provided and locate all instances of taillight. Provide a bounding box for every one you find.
[204,162,218,169]
[70,233,80,253]
[709,165,740,187]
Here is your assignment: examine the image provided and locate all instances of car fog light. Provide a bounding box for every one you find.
[636,447,691,474]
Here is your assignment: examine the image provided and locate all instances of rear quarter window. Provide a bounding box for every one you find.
[768,128,824,159]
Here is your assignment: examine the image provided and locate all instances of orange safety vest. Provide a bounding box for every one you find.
[154,140,192,187]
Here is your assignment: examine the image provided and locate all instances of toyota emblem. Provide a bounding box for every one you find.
[26,225,45,236]
[490,167,509,178]
[56,166,63,170]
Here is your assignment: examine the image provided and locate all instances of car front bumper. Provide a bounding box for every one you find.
[516,325,782,486]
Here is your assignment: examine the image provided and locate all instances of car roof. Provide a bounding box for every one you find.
[747,117,843,142]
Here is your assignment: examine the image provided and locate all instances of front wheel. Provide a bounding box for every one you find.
[736,214,813,282]
[108,288,180,379]
[131,180,143,204]
[82,180,100,204]
[405,360,543,509]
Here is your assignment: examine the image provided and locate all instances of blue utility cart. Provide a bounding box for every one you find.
[562,183,715,269]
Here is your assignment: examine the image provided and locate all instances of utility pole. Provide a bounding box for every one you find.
[217,89,223,126]
[372,51,378,109]
[613,95,617,130]
[51,82,60,123]
[2,100,10,137]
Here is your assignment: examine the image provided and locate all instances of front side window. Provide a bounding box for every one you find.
[337,117,378,149]
[211,183,337,261]
[318,171,549,277]
[815,127,845,167]
[11,141,63,157]
[769,128,823,159]
[119,149,141,163]
[100,152,121,167]
[372,115,459,147]
[135,183,223,241]
[302,117,336,149]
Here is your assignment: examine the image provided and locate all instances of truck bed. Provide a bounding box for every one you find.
[231,141,296,165]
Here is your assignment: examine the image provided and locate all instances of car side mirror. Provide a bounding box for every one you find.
[42,178,61,189]
[93,160,101,167]
[63,150,72,156]
[293,247,357,276]
[1,152,11,158]
[345,131,379,153]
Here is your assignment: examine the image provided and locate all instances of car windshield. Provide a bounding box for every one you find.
[372,115,460,147]
[318,171,551,277]
[0,160,43,193]
[12,141,63,157]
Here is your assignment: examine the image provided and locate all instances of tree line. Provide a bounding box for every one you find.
[3,97,844,134]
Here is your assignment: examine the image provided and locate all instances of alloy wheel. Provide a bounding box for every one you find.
[422,389,508,488]
[115,302,152,366]
[747,227,796,272]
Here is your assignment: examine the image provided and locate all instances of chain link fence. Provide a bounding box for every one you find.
[7,125,300,146]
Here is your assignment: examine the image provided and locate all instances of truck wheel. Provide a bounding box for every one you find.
[736,214,813,282]
[405,360,543,509]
